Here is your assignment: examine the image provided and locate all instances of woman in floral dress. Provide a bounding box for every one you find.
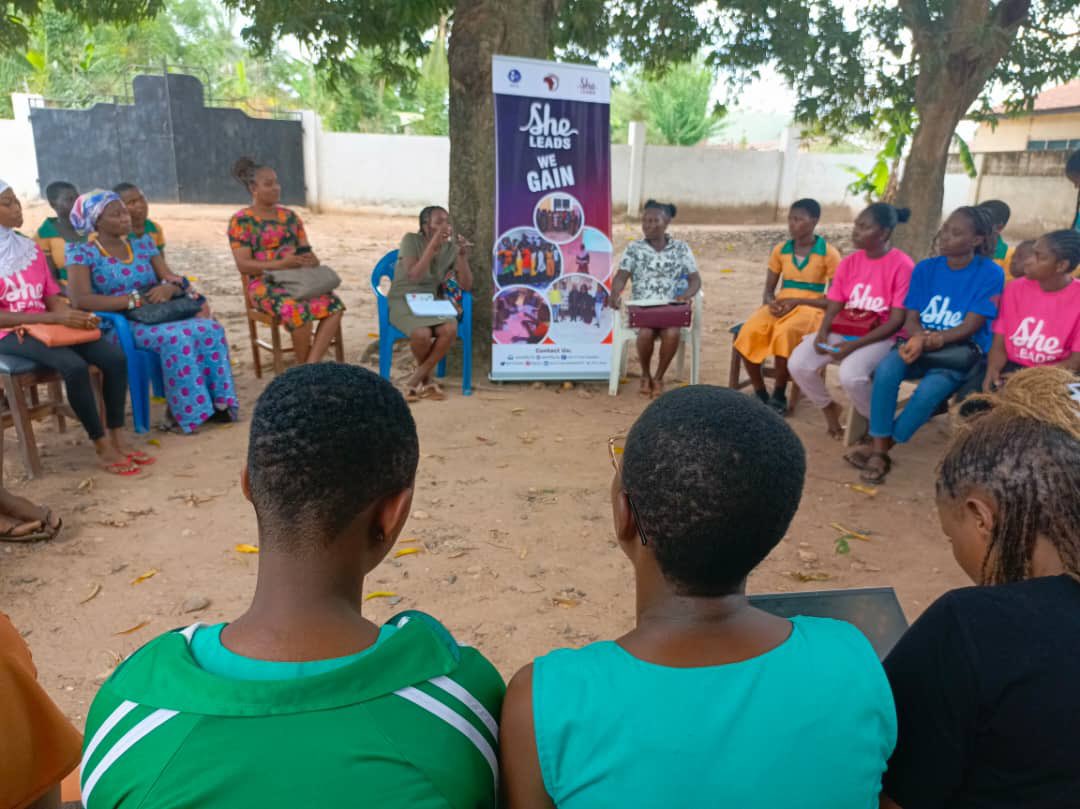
[227,157,345,364]
[66,190,238,434]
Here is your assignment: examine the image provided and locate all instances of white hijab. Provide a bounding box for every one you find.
[0,179,38,277]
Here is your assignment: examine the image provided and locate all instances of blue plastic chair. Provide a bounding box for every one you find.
[371,249,472,396]
[95,312,165,434]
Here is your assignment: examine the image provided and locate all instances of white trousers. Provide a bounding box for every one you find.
[788,333,894,417]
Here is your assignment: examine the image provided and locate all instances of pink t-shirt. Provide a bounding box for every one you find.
[993,277,1080,366]
[827,248,915,315]
[0,247,61,340]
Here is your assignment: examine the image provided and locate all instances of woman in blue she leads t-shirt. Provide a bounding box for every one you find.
[852,206,1004,484]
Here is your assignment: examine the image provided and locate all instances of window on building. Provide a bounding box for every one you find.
[1028,140,1047,150]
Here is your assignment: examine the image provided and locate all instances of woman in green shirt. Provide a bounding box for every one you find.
[389,206,473,401]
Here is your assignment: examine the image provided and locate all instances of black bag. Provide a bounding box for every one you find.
[903,338,982,373]
[126,295,204,325]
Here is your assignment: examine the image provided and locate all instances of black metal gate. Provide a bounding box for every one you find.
[29,73,305,205]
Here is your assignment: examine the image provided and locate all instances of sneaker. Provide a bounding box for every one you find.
[768,393,788,415]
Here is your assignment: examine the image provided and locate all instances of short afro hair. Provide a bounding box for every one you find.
[621,386,806,596]
[45,180,77,206]
[790,198,821,219]
[247,363,419,546]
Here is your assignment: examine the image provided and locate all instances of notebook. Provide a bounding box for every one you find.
[406,294,458,317]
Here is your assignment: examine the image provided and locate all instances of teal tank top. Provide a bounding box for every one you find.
[532,616,896,808]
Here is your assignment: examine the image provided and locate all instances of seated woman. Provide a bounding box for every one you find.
[881,367,1080,808]
[734,198,841,414]
[788,203,915,440]
[981,230,1080,392]
[66,190,238,435]
[609,200,702,398]
[388,205,473,401]
[0,181,141,475]
[34,179,82,282]
[855,206,1004,484]
[114,182,166,252]
[229,157,345,366]
[501,387,896,808]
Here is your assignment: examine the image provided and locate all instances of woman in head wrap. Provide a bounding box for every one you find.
[0,181,139,476]
[66,190,238,434]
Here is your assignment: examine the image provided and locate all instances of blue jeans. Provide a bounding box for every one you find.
[869,348,970,443]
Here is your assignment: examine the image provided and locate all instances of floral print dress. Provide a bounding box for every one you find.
[227,206,345,331]
[66,236,238,433]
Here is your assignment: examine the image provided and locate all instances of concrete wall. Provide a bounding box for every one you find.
[972,112,1080,152]
[1,95,41,200]
[317,132,450,210]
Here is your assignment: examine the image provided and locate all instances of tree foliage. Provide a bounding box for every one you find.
[615,60,726,146]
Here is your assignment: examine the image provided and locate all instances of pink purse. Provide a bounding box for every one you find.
[627,303,692,329]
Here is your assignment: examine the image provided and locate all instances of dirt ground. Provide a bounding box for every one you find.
[2,203,968,729]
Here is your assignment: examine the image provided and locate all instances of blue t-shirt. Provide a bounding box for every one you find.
[532,616,896,808]
[904,255,1003,352]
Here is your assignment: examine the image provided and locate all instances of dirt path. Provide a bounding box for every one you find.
[2,204,967,727]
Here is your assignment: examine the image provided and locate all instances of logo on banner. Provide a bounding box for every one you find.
[519,102,579,150]
[543,74,559,91]
[508,68,522,84]
[578,77,596,96]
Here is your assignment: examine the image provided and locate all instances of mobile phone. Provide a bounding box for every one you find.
[817,342,840,353]
[295,246,312,255]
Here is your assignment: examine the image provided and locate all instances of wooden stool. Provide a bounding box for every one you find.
[0,355,105,479]
[241,272,345,378]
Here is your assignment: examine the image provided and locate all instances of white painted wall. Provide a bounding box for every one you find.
[0,95,41,200]
[792,153,877,214]
[317,131,449,211]
[639,144,782,208]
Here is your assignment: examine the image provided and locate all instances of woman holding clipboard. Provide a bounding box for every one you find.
[389,205,473,401]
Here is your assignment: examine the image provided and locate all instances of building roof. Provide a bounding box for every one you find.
[993,80,1080,117]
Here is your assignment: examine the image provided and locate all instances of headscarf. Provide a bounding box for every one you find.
[0,178,39,277]
[69,189,121,236]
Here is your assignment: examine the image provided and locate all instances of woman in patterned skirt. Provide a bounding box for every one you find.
[66,190,238,435]
[227,157,345,365]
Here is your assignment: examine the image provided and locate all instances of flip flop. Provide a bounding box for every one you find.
[843,448,873,470]
[420,383,446,401]
[127,451,156,466]
[103,460,141,477]
[860,453,892,485]
[0,516,44,541]
[404,386,421,403]
[0,529,54,543]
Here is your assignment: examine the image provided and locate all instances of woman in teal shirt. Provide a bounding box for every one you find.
[500,387,896,808]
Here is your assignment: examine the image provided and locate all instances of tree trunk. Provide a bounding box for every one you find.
[447,0,559,368]
[893,0,1029,260]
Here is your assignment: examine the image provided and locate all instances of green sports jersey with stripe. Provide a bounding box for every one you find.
[80,612,504,809]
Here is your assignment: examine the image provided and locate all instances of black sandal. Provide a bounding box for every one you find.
[860,453,892,485]
[843,448,873,470]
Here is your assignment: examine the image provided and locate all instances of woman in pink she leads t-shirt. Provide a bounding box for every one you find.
[0,180,142,475]
[789,203,915,441]
[982,229,1080,392]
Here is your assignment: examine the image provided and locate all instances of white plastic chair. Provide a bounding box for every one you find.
[608,290,703,396]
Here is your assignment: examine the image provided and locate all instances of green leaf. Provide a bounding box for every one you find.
[834,536,851,555]
[24,49,45,71]
[954,135,978,179]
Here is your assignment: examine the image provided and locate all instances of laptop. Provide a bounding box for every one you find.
[749,587,909,659]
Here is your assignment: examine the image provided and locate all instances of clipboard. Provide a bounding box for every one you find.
[406,294,458,317]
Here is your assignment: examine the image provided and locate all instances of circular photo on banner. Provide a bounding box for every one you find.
[548,274,612,343]
[561,227,613,283]
[493,286,552,345]
[534,192,585,244]
[493,227,564,289]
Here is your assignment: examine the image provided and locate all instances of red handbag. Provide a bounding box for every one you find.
[628,303,692,330]
[830,308,884,337]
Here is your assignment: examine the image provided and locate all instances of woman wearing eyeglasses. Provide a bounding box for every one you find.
[499,387,896,808]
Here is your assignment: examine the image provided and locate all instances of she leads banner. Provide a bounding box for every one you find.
[491,56,612,381]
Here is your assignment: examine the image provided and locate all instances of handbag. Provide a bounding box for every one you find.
[126,295,204,325]
[263,266,341,300]
[17,323,101,347]
[831,308,884,337]
[627,302,692,330]
[915,340,982,373]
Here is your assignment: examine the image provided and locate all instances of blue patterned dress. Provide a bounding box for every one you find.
[66,236,238,433]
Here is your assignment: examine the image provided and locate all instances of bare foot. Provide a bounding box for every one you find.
[652,378,665,399]
[96,445,140,476]
[823,401,845,440]
[639,376,653,397]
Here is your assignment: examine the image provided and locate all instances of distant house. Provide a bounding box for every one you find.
[971,81,1080,153]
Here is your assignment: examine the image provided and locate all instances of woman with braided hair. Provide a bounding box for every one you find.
[881,366,1080,809]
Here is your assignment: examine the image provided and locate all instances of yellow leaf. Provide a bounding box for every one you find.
[130,568,158,585]
[829,522,871,542]
[519,546,528,560]
[234,543,260,554]
[394,547,421,558]
[553,597,580,608]
[848,484,878,497]
[511,407,526,415]
[114,620,150,635]
[398,538,419,544]
[80,583,102,604]
[367,332,379,338]
[146,438,161,447]
[364,590,397,601]
[787,571,832,583]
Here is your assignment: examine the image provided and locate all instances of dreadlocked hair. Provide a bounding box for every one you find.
[940,366,1080,586]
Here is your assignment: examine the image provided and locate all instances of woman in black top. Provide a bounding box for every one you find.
[882,366,1080,809]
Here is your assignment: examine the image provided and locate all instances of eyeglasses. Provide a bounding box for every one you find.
[608,435,648,546]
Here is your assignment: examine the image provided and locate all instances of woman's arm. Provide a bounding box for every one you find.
[66,264,131,312]
[923,313,987,350]
[843,306,907,353]
[675,272,702,303]
[982,335,1009,392]
[500,664,557,809]
[761,269,781,305]
[609,269,631,308]
[898,309,926,364]
[1053,350,1080,372]
[230,247,303,277]
[454,238,474,291]
[402,231,449,283]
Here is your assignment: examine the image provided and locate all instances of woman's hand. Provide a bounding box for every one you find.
[609,292,621,310]
[456,234,473,258]
[899,335,925,364]
[812,333,832,355]
[982,371,1001,393]
[146,283,179,304]
[769,299,796,317]
[923,331,945,352]
[281,253,306,270]
[51,309,99,329]
[299,251,320,267]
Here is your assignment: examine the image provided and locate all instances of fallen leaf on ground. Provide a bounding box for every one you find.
[399,538,419,544]
[829,523,872,541]
[848,484,878,497]
[122,507,154,517]
[394,547,421,558]
[475,435,492,443]
[114,620,150,635]
[511,407,526,415]
[80,583,102,604]
[99,518,128,528]
[77,478,94,491]
[834,536,851,555]
[519,547,528,560]
[552,598,580,608]
[234,543,259,554]
[786,570,832,582]
[130,569,158,585]
[364,591,398,602]
[412,510,430,520]
[146,438,161,447]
